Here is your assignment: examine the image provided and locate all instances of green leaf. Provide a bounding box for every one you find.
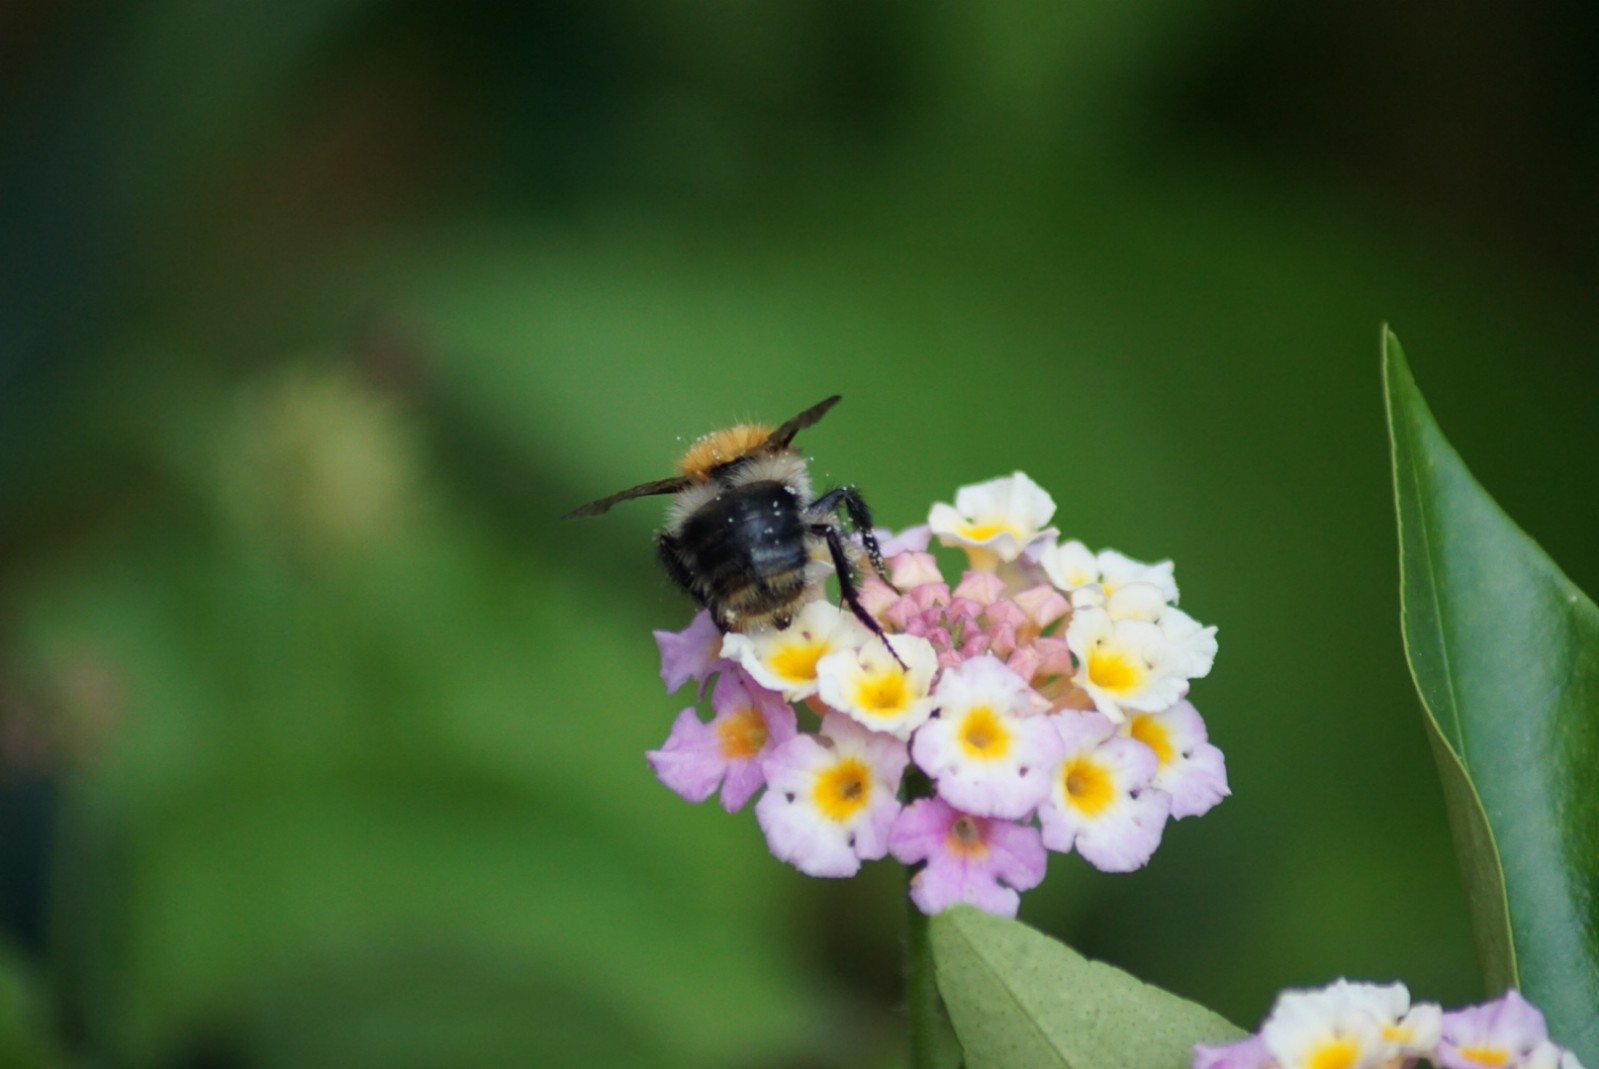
[929,907,1243,1069]
[1385,328,1599,1059]
[907,894,965,1069]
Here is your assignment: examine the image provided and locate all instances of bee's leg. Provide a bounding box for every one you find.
[806,486,891,581]
[812,520,908,671]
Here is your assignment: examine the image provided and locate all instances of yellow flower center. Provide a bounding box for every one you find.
[945,815,990,859]
[1457,1048,1513,1068]
[769,640,827,684]
[1128,714,1173,767]
[716,706,768,760]
[1063,756,1114,815]
[958,706,1012,760]
[813,758,871,822]
[960,521,1018,543]
[1308,1038,1361,1069]
[1087,645,1143,694]
[854,669,909,717]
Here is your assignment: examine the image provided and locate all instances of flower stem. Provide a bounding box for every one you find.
[905,875,963,1069]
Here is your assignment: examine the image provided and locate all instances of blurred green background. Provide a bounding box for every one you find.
[3,3,1598,1066]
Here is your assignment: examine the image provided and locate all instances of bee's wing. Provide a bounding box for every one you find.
[768,394,841,449]
[563,476,692,519]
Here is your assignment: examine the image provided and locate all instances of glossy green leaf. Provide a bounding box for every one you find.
[1385,329,1599,1059]
[930,907,1243,1069]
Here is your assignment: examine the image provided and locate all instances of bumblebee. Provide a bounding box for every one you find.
[564,395,897,651]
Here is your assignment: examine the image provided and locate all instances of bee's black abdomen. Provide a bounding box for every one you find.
[676,481,810,627]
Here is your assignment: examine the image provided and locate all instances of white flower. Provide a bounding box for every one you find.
[1065,606,1191,724]
[755,713,908,877]
[1037,710,1169,871]
[912,655,1064,819]
[1291,980,1440,1064]
[1097,548,1178,602]
[928,472,1057,567]
[1101,581,1169,622]
[1386,1000,1442,1062]
[816,633,940,740]
[1261,979,1404,1069]
[1157,604,1217,679]
[1097,584,1217,678]
[722,600,869,701]
[1526,1042,1588,1069]
[1037,542,1177,606]
[1035,539,1100,593]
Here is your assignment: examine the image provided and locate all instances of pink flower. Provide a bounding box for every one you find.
[1012,584,1070,629]
[889,551,945,589]
[877,524,932,556]
[646,670,797,812]
[653,610,724,695]
[1436,990,1548,1069]
[755,714,909,877]
[858,574,900,618]
[1125,700,1229,819]
[953,570,1007,606]
[890,797,1046,917]
[1191,1035,1273,1069]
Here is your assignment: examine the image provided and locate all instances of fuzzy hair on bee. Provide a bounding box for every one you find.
[564,395,901,660]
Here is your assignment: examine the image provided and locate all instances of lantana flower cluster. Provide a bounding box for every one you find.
[647,472,1227,916]
[1194,982,1587,1069]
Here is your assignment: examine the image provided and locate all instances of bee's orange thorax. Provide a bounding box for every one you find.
[676,424,772,479]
